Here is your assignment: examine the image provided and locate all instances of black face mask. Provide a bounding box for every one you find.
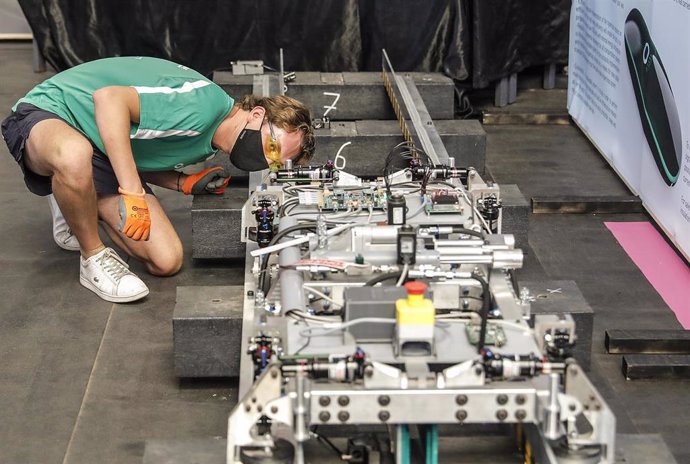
[229,126,269,172]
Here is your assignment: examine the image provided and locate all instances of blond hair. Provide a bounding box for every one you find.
[239,95,315,164]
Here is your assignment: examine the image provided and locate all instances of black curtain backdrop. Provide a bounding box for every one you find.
[20,0,570,88]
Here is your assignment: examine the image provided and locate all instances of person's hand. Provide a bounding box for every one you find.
[117,187,150,241]
[180,167,230,195]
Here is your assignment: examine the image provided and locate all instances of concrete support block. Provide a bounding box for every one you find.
[191,187,248,259]
[500,184,529,251]
[173,285,245,377]
[213,71,454,120]
[523,280,594,370]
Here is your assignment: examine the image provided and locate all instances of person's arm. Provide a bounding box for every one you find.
[93,86,149,240]
[140,171,182,191]
[92,86,142,193]
[142,169,231,195]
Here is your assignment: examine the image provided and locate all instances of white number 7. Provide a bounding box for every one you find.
[323,92,341,117]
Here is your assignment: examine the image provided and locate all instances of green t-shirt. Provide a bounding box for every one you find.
[14,56,233,171]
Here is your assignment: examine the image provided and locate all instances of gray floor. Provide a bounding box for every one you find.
[1,43,688,463]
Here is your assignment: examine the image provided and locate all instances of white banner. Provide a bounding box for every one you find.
[568,0,690,260]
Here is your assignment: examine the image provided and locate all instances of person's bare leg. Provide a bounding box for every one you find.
[97,193,183,276]
[24,119,103,257]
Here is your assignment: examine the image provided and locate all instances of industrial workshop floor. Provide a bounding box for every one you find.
[1,42,688,464]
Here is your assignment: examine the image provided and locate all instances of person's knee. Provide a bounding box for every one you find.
[146,246,183,277]
[52,138,93,186]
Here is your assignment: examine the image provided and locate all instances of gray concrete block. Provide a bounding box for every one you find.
[191,187,247,260]
[500,184,529,250]
[523,280,594,370]
[213,71,454,120]
[207,120,486,178]
[173,285,245,377]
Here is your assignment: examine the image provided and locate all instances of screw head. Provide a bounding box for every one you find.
[271,406,278,414]
[515,394,526,405]
[496,394,508,405]
[455,394,468,406]
[270,369,278,378]
[515,410,526,421]
[338,411,350,422]
[456,410,468,422]
[338,395,350,406]
[247,290,254,297]
[245,404,251,412]
[378,395,391,406]
[256,405,263,413]
[474,366,484,376]
[364,366,374,377]
[496,410,508,421]
[319,411,331,422]
[378,411,390,422]
[569,403,577,412]
[319,396,331,407]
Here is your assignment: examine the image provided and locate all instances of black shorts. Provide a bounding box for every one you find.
[1,103,153,197]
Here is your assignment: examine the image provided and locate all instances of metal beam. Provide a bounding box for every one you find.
[606,329,690,354]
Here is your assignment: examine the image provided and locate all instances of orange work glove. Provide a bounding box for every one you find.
[180,166,230,195]
[117,187,151,241]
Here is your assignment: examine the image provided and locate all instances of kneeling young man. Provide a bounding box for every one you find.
[2,56,314,303]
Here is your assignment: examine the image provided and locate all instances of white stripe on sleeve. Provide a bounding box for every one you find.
[132,80,211,94]
[131,128,201,140]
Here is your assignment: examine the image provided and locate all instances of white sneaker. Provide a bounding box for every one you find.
[80,247,149,303]
[48,194,80,251]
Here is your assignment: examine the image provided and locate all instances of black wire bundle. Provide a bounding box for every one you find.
[383,141,430,195]
[471,272,491,354]
[363,271,404,287]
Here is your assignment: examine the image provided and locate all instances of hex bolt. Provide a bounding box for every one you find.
[270,406,278,414]
[379,411,390,422]
[319,396,331,407]
[496,394,508,405]
[378,395,391,406]
[515,394,526,405]
[515,410,527,421]
[338,395,350,407]
[496,410,508,421]
[456,410,468,422]
[319,411,331,422]
[338,411,350,422]
[455,394,468,406]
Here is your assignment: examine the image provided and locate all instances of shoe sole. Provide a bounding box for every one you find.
[80,276,149,303]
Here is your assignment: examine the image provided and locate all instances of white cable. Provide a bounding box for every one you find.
[396,263,409,286]
[251,222,359,258]
[286,310,336,323]
[299,317,396,338]
[493,319,534,335]
[250,233,312,257]
[303,286,342,308]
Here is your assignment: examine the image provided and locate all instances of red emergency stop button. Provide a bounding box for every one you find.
[404,281,427,295]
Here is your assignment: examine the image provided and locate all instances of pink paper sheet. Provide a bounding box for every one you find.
[605,222,690,329]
